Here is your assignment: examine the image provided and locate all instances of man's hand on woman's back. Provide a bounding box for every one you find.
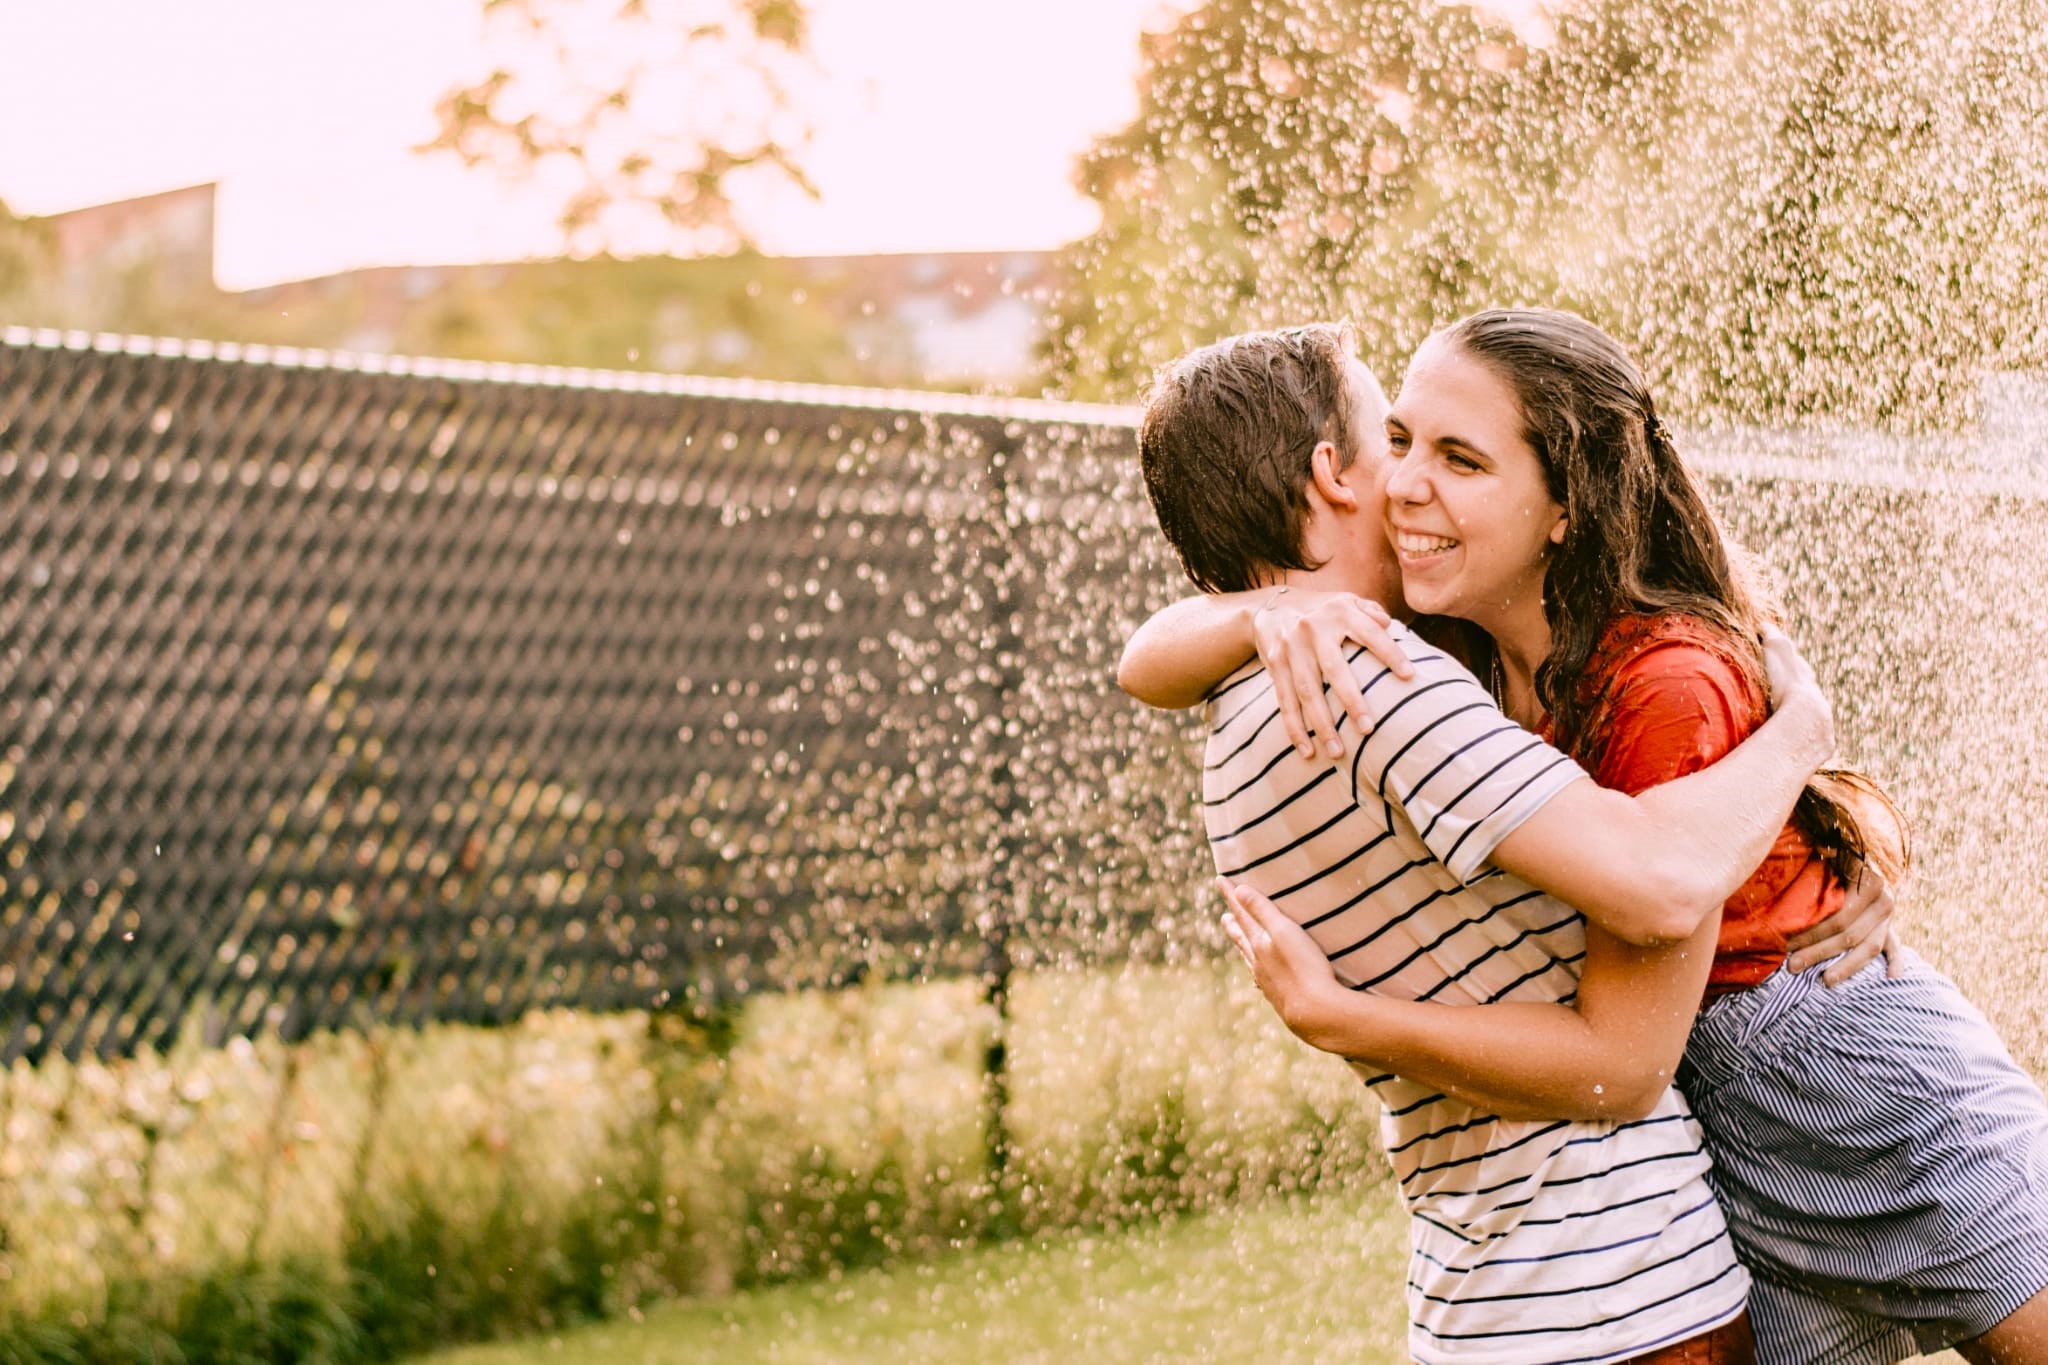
[1759,625,1836,769]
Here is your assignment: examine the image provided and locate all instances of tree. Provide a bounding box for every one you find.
[1046,0,2048,429]
[1043,0,1716,400]
[422,0,816,255]
[1613,0,2048,425]
[389,254,925,387]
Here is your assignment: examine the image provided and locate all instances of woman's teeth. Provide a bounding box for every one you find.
[1397,532,1457,556]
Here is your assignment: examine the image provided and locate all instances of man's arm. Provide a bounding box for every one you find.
[1222,878,1713,1121]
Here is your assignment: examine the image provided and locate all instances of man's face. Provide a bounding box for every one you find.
[1340,356,1407,614]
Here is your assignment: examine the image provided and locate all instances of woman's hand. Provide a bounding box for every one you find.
[1252,588,1411,761]
[1217,876,1356,1055]
[1785,865,1906,984]
[1758,625,1835,768]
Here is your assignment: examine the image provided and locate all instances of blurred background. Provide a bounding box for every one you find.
[0,0,1189,393]
[13,0,2042,425]
[2,1,2044,1361]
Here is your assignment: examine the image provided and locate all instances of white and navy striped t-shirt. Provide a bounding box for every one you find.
[1203,621,1748,1365]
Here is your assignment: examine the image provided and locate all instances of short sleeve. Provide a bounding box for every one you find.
[1589,641,1760,797]
[1344,624,1587,883]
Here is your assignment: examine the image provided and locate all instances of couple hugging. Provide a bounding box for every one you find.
[1118,311,2048,1364]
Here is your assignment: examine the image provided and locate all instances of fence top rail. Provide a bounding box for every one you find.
[0,326,1142,429]
[1682,427,2048,501]
[6,326,2044,498]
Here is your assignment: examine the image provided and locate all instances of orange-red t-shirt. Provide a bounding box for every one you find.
[1547,613,1841,999]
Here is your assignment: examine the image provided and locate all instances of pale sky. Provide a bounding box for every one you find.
[0,0,1187,289]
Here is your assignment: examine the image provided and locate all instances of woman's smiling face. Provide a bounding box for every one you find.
[1382,336,1566,634]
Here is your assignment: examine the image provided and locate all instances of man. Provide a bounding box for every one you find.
[1120,324,1855,1362]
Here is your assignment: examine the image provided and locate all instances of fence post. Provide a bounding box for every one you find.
[977,418,1025,1227]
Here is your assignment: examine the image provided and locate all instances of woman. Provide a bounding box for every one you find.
[1123,309,2048,1362]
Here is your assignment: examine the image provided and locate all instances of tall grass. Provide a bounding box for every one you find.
[0,965,1381,1362]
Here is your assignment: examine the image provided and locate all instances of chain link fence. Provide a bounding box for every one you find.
[0,331,1200,1067]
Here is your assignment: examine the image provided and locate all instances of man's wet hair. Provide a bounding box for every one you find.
[1138,323,1359,595]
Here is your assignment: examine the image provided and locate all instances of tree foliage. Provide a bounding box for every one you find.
[423,0,816,255]
[387,254,923,386]
[1046,0,2048,428]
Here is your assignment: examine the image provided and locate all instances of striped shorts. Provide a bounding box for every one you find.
[1677,948,2048,1365]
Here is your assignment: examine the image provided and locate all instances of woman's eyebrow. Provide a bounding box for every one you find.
[1387,418,1486,456]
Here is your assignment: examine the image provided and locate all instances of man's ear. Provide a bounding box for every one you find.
[1310,441,1360,512]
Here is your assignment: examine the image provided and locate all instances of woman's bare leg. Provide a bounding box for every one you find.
[1958,1286,2048,1364]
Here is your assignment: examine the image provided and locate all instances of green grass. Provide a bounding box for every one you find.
[411,1183,1413,1365]
[0,967,1387,1361]
[405,1182,1974,1365]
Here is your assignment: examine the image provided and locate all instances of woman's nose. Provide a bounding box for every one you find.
[1384,455,1426,505]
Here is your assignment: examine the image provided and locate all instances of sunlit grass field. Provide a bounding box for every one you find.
[409,1188,1979,1365]
[2,936,2012,1362]
[414,1186,1413,1365]
[0,965,1385,1360]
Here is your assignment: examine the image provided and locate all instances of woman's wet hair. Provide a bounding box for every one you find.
[1439,307,1906,883]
